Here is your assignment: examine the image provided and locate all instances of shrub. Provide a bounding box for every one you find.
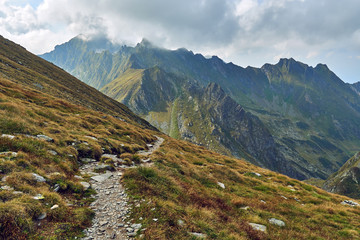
[0,202,32,239]
[73,207,94,227]
[0,117,26,134]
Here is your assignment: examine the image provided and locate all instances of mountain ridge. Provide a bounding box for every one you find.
[40,36,360,181]
[2,34,360,240]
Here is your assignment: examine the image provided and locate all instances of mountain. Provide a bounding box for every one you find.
[323,152,360,198]
[0,35,154,130]
[3,35,360,239]
[102,67,314,179]
[41,36,360,181]
[351,81,360,95]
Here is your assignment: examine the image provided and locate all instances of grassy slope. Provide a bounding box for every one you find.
[1,37,360,239]
[2,77,360,240]
[0,35,154,131]
[101,68,145,103]
[0,77,156,239]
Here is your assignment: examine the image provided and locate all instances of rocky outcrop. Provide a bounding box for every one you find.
[323,152,360,198]
[185,83,313,179]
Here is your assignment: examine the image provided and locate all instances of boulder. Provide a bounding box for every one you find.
[1,134,15,140]
[80,181,91,190]
[268,218,285,227]
[50,204,59,210]
[37,212,47,220]
[47,150,58,155]
[188,232,206,238]
[36,135,54,142]
[32,173,46,182]
[91,172,113,182]
[341,200,359,207]
[217,182,225,189]
[249,223,267,233]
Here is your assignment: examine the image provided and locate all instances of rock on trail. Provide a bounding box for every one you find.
[81,136,164,240]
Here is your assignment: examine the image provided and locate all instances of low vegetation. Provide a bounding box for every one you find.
[122,137,360,239]
[0,77,155,239]
[1,35,360,239]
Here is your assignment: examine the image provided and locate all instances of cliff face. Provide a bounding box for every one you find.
[323,152,360,198]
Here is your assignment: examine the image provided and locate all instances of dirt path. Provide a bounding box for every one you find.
[81,136,164,240]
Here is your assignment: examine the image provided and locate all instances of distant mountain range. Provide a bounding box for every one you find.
[40,35,360,180]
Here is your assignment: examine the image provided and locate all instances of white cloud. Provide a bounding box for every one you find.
[0,0,360,82]
[306,51,318,59]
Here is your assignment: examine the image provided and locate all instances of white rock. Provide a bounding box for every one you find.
[36,135,54,142]
[217,182,225,189]
[33,194,44,200]
[80,158,97,163]
[80,181,91,190]
[47,150,58,155]
[1,134,15,140]
[91,173,112,182]
[177,219,185,226]
[0,151,17,157]
[341,200,359,207]
[253,172,261,177]
[1,185,14,191]
[1,176,8,182]
[131,223,142,229]
[188,232,206,238]
[268,218,285,227]
[85,136,98,141]
[37,212,47,220]
[32,173,46,182]
[249,223,267,233]
[50,204,59,210]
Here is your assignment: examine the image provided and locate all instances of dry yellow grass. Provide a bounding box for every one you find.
[1,35,360,239]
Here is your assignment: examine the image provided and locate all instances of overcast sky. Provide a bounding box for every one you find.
[1,0,359,83]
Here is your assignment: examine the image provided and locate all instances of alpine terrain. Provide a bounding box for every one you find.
[2,35,360,239]
[41,36,360,181]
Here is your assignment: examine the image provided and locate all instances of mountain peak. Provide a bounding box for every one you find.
[277,57,302,67]
[137,38,155,48]
[315,63,329,70]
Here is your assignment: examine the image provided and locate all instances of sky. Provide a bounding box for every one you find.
[0,0,359,83]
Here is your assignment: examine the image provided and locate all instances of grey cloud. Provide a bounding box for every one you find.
[247,0,360,47]
[1,0,360,82]
[95,0,240,46]
[0,11,6,18]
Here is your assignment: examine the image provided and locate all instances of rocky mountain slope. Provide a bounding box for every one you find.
[351,82,360,94]
[103,67,314,179]
[2,35,360,239]
[41,36,360,181]
[323,152,360,199]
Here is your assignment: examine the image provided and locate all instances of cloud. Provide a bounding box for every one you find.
[0,0,360,82]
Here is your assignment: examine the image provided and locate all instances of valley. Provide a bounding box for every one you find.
[41,36,360,181]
